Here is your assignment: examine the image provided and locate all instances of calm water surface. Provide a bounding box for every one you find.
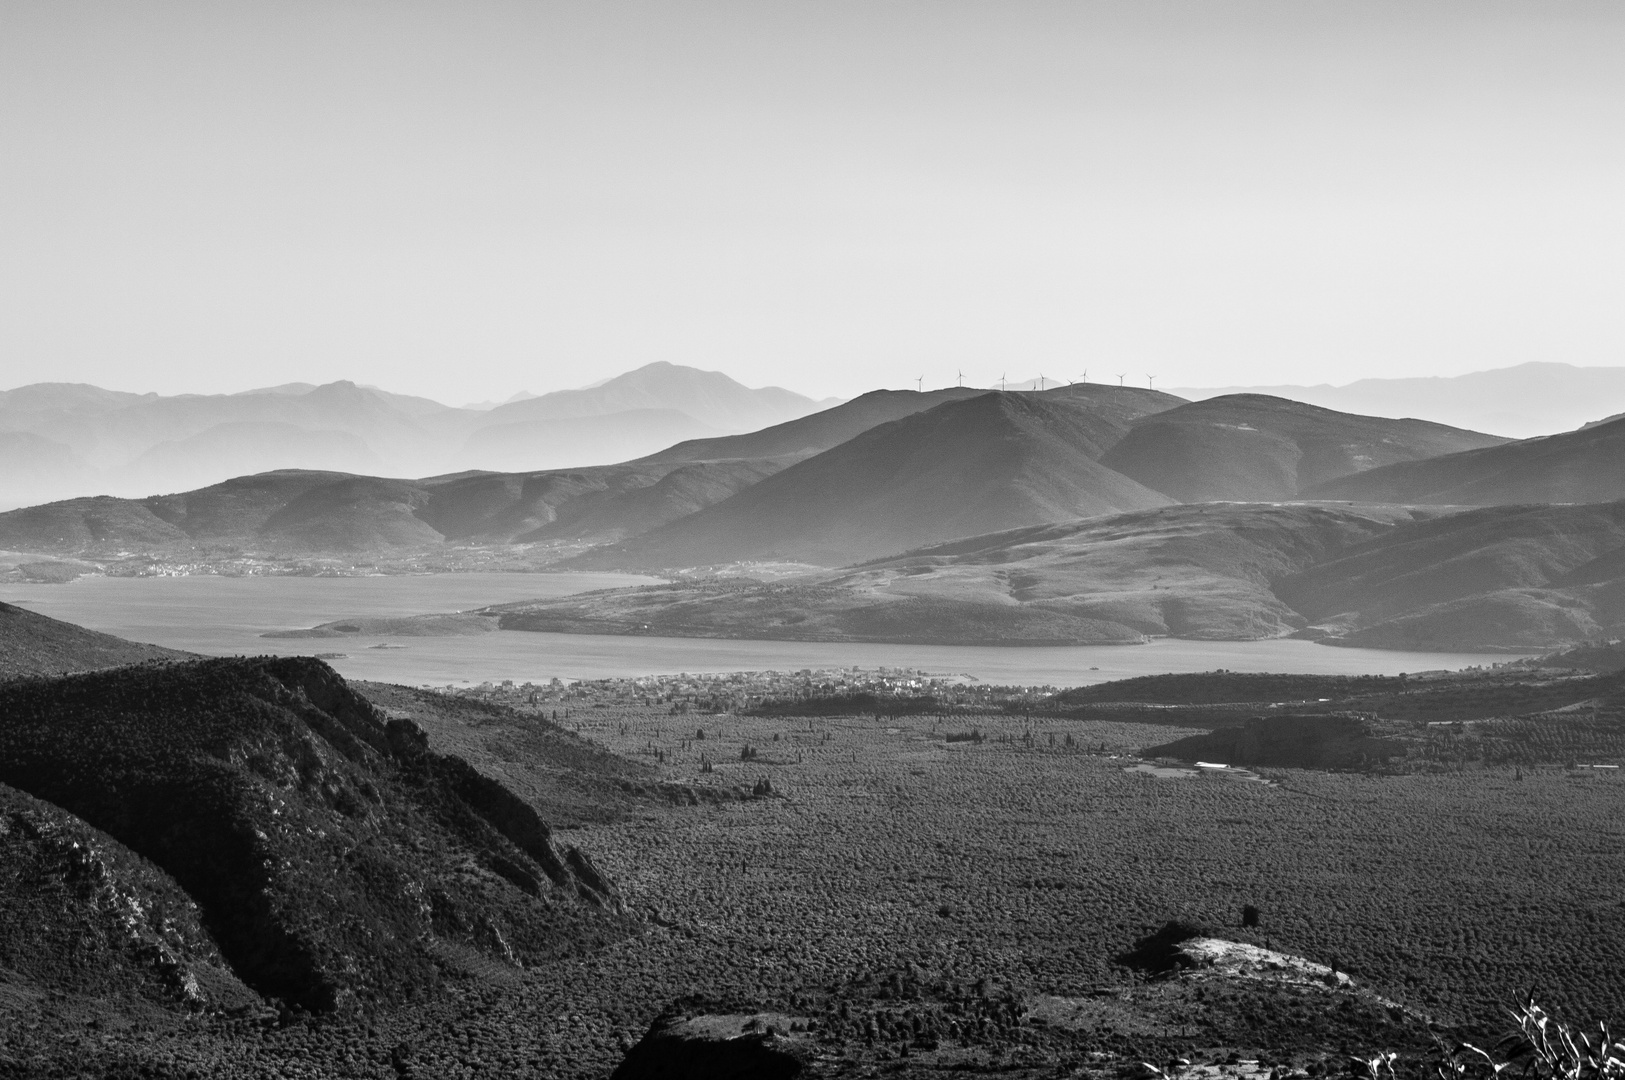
[5,573,1528,688]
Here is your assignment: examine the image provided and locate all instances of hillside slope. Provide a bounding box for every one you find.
[1309,414,1625,506]
[0,656,633,1012]
[569,392,1178,569]
[1278,500,1625,650]
[485,504,1414,644]
[0,457,787,556]
[0,781,258,1013]
[0,600,191,678]
[1101,394,1509,502]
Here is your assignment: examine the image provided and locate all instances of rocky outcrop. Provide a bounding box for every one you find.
[610,1011,818,1080]
[0,782,257,1011]
[0,656,630,1012]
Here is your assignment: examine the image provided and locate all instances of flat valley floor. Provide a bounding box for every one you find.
[8,699,1622,1079]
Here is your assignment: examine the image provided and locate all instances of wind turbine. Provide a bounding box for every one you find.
[916,375,924,392]
[1116,373,1126,386]
[957,369,963,387]
[1147,374,1157,389]
[1001,373,1007,391]
[1038,374,1046,391]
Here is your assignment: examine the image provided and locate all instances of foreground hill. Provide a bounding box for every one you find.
[1100,394,1508,502]
[470,504,1417,644]
[1277,500,1625,649]
[0,656,633,1013]
[568,391,1179,568]
[0,780,259,1014]
[0,599,190,677]
[1309,414,1625,506]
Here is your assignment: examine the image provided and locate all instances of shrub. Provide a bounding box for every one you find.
[1434,1000,1624,1080]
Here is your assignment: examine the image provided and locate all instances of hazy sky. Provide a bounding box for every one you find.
[2,2,1622,403]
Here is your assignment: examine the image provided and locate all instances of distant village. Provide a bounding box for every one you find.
[438,666,1054,716]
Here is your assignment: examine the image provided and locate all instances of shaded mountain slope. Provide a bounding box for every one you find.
[569,392,1177,569]
[485,504,1414,645]
[0,600,191,678]
[0,457,787,555]
[0,781,257,1013]
[1309,414,1625,506]
[1101,394,1509,502]
[414,459,785,545]
[638,386,987,464]
[253,474,441,550]
[1277,500,1625,650]
[517,459,783,543]
[352,682,657,829]
[640,382,1183,466]
[0,657,633,1012]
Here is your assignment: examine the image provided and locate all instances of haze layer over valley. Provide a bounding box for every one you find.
[0,363,840,510]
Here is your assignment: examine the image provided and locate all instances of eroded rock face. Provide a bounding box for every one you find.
[0,656,630,1012]
[0,782,257,1011]
[611,1012,817,1080]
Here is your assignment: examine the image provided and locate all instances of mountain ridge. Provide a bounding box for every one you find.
[1308,413,1625,506]
[0,364,834,508]
[567,390,1180,569]
[1100,393,1509,502]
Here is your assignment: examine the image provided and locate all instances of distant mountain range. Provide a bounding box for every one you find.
[573,387,1181,568]
[0,384,1588,572]
[1164,362,1625,440]
[0,362,838,509]
[567,388,1499,569]
[8,360,1625,653]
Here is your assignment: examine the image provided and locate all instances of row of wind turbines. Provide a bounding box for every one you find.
[913,371,1159,392]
